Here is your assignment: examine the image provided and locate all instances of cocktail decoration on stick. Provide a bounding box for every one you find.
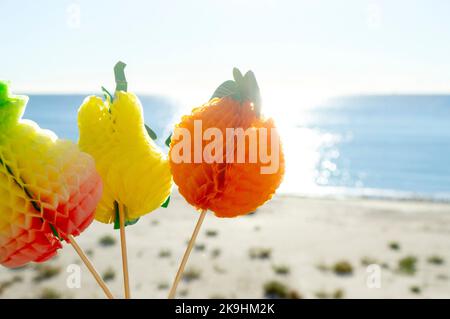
[167,68,285,298]
[0,81,112,298]
[77,62,173,299]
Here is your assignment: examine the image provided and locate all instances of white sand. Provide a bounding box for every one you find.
[1,195,450,299]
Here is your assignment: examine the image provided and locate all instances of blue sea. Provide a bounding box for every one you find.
[23,94,450,201]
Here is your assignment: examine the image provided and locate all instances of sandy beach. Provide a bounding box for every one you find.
[1,194,450,299]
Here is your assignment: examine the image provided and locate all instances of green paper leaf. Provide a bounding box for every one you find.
[243,70,261,116]
[165,133,172,147]
[114,61,128,92]
[113,213,140,229]
[145,124,157,140]
[210,68,262,117]
[210,80,240,101]
[113,201,120,229]
[161,196,171,208]
[101,86,113,102]
[113,201,139,230]
[49,224,62,241]
[233,67,244,84]
[126,217,140,227]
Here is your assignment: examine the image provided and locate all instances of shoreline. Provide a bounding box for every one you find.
[277,190,450,205]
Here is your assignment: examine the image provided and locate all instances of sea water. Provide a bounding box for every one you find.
[24,94,450,201]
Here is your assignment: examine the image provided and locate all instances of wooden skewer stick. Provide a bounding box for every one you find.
[168,209,207,299]
[67,235,114,299]
[119,204,131,299]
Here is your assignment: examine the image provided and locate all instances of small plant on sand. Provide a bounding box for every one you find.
[436,274,448,281]
[410,285,421,294]
[211,248,221,259]
[361,257,389,269]
[263,280,289,299]
[288,290,303,299]
[213,264,226,274]
[210,294,226,299]
[333,289,344,299]
[389,241,400,251]
[273,264,290,275]
[427,255,444,265]
[315,288,344,299]
[0,276,22,295]
[102,268,116,282]
[158,249,171,258]
[0,282,8,296]
[195,243,206,251]
[263,281,301,299]
[361,256,378,267]
[158,282,169,290]
[99,235,116,247]
[11,275,23,284]
[205,229,218,237]
[316,263,329,272]
[315,290,328,299]
[381,263,390,269]
[182,267,201,282]
[249,247,272,260]
[39,287,62,299]
[179,289,189,297]
[397,256,417,275]
[333,261,353,276]
[33,265,61,282]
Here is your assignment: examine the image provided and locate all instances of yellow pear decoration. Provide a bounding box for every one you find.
[77,62,172,224]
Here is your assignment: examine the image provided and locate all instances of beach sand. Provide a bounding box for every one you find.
[1,195,450,299]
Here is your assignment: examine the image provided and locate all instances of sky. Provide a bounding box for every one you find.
[2,0,450,107]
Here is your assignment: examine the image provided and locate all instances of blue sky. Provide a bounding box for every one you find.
[2,0,450,105]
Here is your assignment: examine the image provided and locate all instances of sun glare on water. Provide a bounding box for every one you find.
[263,92,342,196]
